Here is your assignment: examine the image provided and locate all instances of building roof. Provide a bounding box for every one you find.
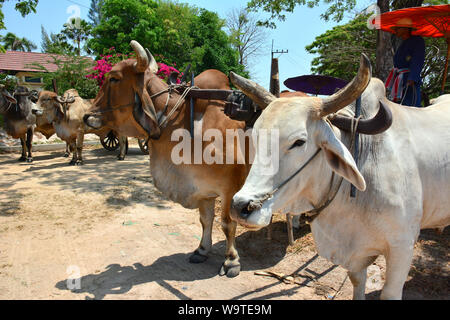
[0,51,94,73]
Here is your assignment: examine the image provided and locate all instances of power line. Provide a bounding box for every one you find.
[65,0,90,9]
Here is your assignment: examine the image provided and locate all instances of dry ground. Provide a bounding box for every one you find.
[0,144,448,300]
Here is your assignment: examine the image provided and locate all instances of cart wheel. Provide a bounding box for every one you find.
[138,139,149,155]
[101,130,120,151]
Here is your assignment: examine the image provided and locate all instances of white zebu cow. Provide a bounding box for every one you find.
[229,55,450,300]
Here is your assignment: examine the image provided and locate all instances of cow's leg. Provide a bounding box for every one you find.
[380,244,414,300]
[18,135,27,161]
[26,128,33,163]
[348,256,377,300]
[219,196,240,278]
[64,142,70,158]
[117,136,127,161]
[189,199,215,264]
[75,132,84,165]
[348,269,367,300]
[69,140,77,165]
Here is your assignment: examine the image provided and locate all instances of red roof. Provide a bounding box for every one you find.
[0,51,94,73]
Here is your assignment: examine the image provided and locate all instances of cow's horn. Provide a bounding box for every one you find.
[131,40,149,73]
[56,96,66,104]
[329,99,393,135]
[145,48,159,74]
[229,72,276,110]
[65,96,76,104]
[320,54,372,117]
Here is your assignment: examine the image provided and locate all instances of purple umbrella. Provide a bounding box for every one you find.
[284,75,349,96]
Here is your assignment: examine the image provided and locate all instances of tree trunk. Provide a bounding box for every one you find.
[375,0,393,82]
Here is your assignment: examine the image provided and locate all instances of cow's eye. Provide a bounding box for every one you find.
[110,78,120,83]
[289,140,305,150]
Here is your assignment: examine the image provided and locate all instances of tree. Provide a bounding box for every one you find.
[88,0,159,57]
[305,14,377,81]
[226,7,268,70]
[61,19,92,56]
[41,26,74,54]
[0,0,39,29]
[305,12,448,104]
[88,0,104,28]
[88,0,247,76]
[0,0,39,51]
[2,32,37,51]
[188,9,247,76]
[30,54,99,98]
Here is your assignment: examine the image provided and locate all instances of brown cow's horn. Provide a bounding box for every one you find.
[130,40,149,73]
[329,100,393,135]
[320,54,372,117]
[145,48,159,74]
[229,72,276,110]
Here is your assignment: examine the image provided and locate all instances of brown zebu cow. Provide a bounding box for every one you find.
[84,41,252,277]
[0,86,41,162]
[36,89,110,165]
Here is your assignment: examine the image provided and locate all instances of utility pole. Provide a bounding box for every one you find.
[270,40,288,97]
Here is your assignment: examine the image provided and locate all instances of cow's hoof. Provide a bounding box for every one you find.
[219,260,241,278]
[69,160,77,166]
[117,156,125,161]
[76,160,84,166]
[26,157,33,163]
[189,250,208,264]
[18,156,27,162]
[63,152,70,158]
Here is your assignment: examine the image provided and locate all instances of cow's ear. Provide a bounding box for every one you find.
[315,121,366,191]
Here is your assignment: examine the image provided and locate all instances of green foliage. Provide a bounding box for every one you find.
[88,0,247,77]
[188,9,247,76]
[61,19,92,56]
[41,26,75,54]
[0,0,39,51]
[305,12,449,101]
[305,14,376,81]
[0,72,18,92]
[88,0,159,57]
[88,0,104,28]
[2,32,37,51]
[246,0,448,28]
[30,54,99,99]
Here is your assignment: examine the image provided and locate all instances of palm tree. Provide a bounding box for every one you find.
[2,32,37,52]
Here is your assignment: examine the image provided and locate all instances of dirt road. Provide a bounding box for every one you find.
[0,144,448,300]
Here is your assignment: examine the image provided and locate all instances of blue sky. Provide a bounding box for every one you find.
[0,0,370,91]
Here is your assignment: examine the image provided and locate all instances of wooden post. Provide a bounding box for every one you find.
[286,214,294,246]
[270,58,280,98]
[52,79,58,94]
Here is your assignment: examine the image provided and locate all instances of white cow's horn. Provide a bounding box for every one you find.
[320,54,372,117]
[131,40,149,73]
[229,72,276,110]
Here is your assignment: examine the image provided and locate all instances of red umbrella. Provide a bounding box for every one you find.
[375,5,450,94]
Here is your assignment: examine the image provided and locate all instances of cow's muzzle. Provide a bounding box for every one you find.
[230,196,273,230]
